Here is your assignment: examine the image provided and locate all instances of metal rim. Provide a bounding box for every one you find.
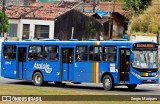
[104,78,111,88]
[35,74,41,84]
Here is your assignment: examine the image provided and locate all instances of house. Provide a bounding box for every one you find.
[80,1,128,39]
[99,2,128,38]
[5,2,102,41]
[5,2,78,40]
[4,1,128,41]
[54,9,102,40]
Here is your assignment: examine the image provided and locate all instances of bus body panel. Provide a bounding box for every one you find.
[74,62,95,82]
[18,62,23,79]
[129,68,159,84]
[1,41,158,86]
[73,62,119,83]
[62,63,68,81]
[1,60,17,79]
[69,64,74,81]
[23,60,61,81]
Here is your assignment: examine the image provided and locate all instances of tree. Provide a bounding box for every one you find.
[87,21,96,39]
[122,0,151,17]
[0,10,9,33]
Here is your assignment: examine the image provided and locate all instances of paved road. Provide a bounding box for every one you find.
[0,76,160,95]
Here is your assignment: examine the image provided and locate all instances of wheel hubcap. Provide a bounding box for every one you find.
[35,75,41,84]
[104,79,110,88]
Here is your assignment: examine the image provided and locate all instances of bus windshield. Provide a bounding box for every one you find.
[132,50,158,68]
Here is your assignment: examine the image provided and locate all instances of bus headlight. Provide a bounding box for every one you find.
[132,72,141,78]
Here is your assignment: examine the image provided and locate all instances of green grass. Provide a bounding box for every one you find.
[0,84,106,95]
[0,84,160,104]
[130,32,157,36]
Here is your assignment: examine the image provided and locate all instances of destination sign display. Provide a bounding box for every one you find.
[133,43,158,48]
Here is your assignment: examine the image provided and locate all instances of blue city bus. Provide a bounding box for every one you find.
[1,40,159,90]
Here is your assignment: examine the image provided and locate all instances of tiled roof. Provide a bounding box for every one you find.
[25,2,71,20]
[5,1,127,20]
[5,1,79,20]
[83,3,100,11]
[6,6,38,19]
[83,2,128,16]
[100,2,128,15]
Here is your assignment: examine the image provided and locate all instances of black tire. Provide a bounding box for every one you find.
[33,72,43,86]
[102,75,114,91]
[127,84,137,90]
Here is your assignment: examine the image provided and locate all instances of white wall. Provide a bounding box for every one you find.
[8,19,55,41]
[7,19,21,40]
[112,20,124,36]
[20,19,55,40]
[130,35,157,43]
[112,20,117,33]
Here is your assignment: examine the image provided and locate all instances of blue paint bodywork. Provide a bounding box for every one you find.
[1,40,159,85]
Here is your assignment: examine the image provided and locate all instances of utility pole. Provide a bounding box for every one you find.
[71,27,74,39]
[1,0,6,37]
[113,0,115,13]
[109,0,115,39]
[93,0,96,12]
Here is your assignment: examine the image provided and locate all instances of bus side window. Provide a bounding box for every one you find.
[54,53,58,60]
[89,51,94,61]
[28,46,43,60]
[89,46,102,61]
[76,46,88,62]
[44,46,58,61]
[76,54,81,61]
[4,45,16,60]
[5,53,9,59]
[28,52,34,60]
[109,54,115,62]
[103,46,116,62]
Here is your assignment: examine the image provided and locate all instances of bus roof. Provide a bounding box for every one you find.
[2,40,157,46]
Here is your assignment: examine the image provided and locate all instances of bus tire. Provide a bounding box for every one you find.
[127,84,137,90]
[33,72,43,86]
[102,75,113,91]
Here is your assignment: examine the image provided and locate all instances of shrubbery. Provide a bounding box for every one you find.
[129,0,160,34]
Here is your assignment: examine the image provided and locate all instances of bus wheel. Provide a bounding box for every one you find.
[33,72,43,86]
[127,84,137,90]
[103,75,113,91]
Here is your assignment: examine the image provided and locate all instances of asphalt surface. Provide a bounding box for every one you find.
[0,76,160,95]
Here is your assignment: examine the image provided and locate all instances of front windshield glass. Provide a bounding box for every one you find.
[132,50,158,68]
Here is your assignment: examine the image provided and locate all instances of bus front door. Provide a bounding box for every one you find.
[119,48,130,83]
[61,48,74,81]
[17,47,26,79]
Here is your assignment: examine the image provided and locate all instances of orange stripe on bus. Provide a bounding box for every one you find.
[93,62,99,83]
